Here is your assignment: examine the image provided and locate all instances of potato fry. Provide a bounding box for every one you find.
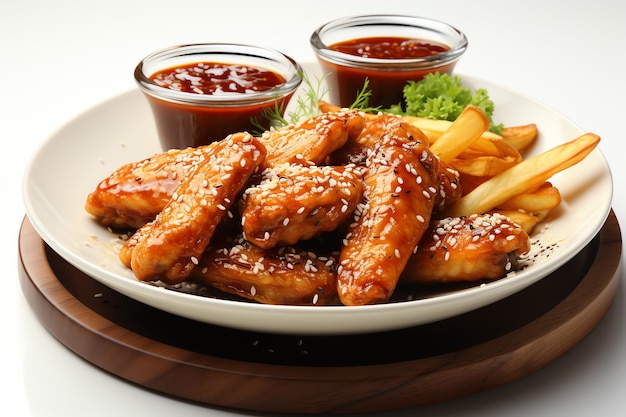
[445,133,600,217]
[428,105,491,163]
[497,181,561,213]
[399,114,501,146]
[501,123,538,151]
[451,136,522,177]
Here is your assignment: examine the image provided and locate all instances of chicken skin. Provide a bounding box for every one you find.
[337,123,440,305]
[85,145,218,229]
[240,163,364,249]
[191,235,338,305]
[119,133,266,284]
[259,109,364,168]
[401,212,531,283]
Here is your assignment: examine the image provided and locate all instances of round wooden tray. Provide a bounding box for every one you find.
[18,212,622,414]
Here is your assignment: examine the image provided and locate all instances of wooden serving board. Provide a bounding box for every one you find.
[18,212,622,414]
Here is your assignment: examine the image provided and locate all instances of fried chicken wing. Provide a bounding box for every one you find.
[119,133,266,284]
[401,212,531,283]
[85,146,214,229]
[240,163,365,249]
[190,236,338,305]
[337,123,440,305]
[328,112,406,165]
[259,109,364,168]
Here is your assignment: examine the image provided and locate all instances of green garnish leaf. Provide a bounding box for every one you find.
[286,71,329,125]
[349,78,382,113]
[351,72,504,134]
[398,72,503,134]
[252,70,329,134]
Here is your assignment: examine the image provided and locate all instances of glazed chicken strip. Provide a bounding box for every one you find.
[327,111,461,214]
[119,133,266,284]
[401,212,531,283]
[337,123,440,305]
[240,163,365,249]
[328,112,404,165]
[259,109,364,168]
[191,236,338,305]
[85,146,218,229]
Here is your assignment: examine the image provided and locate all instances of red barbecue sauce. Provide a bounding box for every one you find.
[320,36,454,108]
[146,62,291,149]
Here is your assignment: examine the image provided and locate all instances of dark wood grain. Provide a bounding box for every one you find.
[17,212,622,414]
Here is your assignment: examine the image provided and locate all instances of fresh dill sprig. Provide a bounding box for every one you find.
[250,99,288,134]
[286,71,329,125]
[251,70,329,134]
[348,78,382,114]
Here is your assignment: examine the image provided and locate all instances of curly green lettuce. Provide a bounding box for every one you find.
[386,72,503,134]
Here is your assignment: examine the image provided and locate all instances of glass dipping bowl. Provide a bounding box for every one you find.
[310,15,468,108]
[135,43,303,150]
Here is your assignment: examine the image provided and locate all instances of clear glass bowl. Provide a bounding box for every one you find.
[310,15,468,108]
[135,43,302,150]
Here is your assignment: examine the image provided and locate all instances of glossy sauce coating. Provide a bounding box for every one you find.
[145,62,292,149]
[119,133,267,284]
[150,62,286,95]
[336,123,440,305]
[318,36,456,108]
[330,36,449,59]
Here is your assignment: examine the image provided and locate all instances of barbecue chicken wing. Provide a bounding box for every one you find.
[337,123,440,305]
[259,109,364,168]
[85,146,215,229]
[326,110,462,214]
[401,212,531,283]
[191,235,338,305]
[240,163,365,249]
[119,133,266,284]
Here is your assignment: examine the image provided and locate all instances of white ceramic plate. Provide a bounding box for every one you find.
[22,70,613,335]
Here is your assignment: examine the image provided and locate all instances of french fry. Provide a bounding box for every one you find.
[501,123,538,151]
[497,181,561,213]
[445,133,600,218]
[428,105,490,163]
[451,136,522,177]
[399,114,501,145]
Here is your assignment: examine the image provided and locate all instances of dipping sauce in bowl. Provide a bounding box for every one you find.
[135,44,302,150]
[310,15,467,108]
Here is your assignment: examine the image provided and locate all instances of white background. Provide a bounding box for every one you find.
[2,0,625,416]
